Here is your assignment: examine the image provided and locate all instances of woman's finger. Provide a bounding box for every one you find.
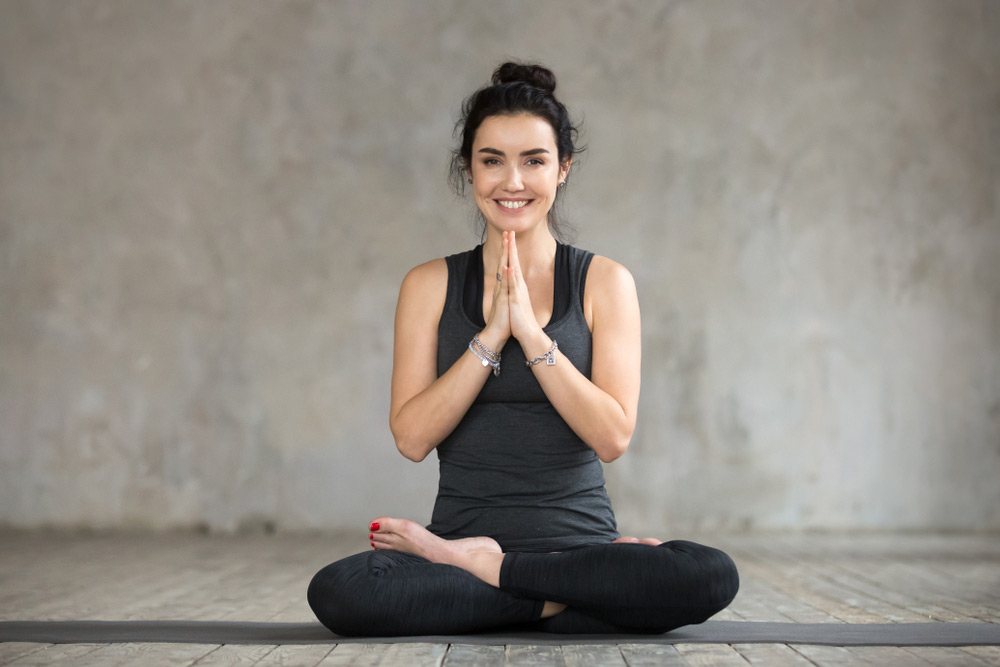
[501,231,510,283]
[483,232,511,338]
[489,231,505,297]
[508,231,521,283]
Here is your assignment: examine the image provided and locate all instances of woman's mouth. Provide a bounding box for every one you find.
[496,199,531,210]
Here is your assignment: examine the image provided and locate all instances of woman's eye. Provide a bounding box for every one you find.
[526,158,543,166]
[483,158,501,166]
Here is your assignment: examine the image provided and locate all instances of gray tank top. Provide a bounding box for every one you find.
[427,244,620,553]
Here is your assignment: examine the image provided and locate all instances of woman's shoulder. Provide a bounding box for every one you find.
[581,251,638,318]
[395,257,450,331]
[399,257,448,297]
[583,252,636,293]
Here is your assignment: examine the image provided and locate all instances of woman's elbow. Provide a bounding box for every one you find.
[596,432,631,463]
[393,437,429,462]
[397,445,428,462]
[390,423,431,462]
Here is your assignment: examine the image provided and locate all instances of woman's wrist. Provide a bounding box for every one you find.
[469,334,501,377]
[520,331,553,362]
[477,328,508,354]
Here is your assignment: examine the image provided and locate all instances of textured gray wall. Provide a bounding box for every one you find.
[1,1,997,533]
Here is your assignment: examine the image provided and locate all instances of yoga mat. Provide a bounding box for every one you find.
[2,620,999,647]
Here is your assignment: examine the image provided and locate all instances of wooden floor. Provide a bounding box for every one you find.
[1,531,998,665]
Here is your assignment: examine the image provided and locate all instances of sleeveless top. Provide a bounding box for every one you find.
[426,243,620,553]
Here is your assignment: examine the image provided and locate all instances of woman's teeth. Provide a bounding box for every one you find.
[498,200,529,209]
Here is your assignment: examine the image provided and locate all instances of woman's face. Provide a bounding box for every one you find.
[468,114,570,237]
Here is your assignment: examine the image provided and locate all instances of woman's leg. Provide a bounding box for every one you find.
[502,541,739,633]
[307,548,543,637]
[371,518,739,634]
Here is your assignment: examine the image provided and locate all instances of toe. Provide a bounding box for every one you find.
[369,516,395,533]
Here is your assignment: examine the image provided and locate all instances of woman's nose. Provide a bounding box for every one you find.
[502,166,524,190]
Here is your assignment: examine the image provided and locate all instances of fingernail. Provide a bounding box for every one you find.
[371,542,376,549]
[369,533,374,540]
[370,522,380,531]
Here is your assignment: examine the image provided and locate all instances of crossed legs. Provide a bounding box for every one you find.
[308,517,739,636]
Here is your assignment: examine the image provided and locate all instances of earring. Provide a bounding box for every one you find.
[558,181,565,188]
[467,178,473,184]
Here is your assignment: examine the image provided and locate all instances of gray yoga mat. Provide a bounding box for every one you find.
[2,620,999,646]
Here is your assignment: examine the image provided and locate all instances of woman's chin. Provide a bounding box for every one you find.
[484,216,549,236]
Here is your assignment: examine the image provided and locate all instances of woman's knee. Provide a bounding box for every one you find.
[308,549,434,636]
[307,552,378,636]
[657,540,739,613]
[702,544,740,610]
[307,561,349,634]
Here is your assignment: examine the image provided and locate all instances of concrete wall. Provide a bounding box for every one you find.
[1,0,997,533]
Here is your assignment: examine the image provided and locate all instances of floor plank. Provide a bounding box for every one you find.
[504,644,565,666]
[731,643,813,665]
[616,644,687,667]
[787,643,862,666]
[256,644,336,667]
[0,643,49,665]
[190,644,277,665]
[33,643,215,667]
[382,643,446,667]
[901,646,998,666]
[442,644,504,667]
[674,643,751,665]
[844,645,940,666]
[560,644,625,666]
[962,646,1000,665]
[316,643,388,666]
[4,644,107,666]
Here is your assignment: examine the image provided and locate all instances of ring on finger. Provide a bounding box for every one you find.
[496,272,502,281]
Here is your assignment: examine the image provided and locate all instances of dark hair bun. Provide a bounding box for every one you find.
[491,62,557,94]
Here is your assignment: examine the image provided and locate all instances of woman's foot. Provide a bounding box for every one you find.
[613,535,663,546]
[368,517,504,585]
[369,517,565,617]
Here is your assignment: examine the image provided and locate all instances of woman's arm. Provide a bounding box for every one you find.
[508,239,641,462]
[389,253,511,462]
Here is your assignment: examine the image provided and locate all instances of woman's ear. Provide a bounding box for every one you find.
[559,158,572,185]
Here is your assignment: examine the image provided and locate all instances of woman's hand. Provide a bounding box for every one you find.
[481,232,512,349]
[505,231,547,349]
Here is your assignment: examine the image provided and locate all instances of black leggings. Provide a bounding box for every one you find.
[307,540,739,637]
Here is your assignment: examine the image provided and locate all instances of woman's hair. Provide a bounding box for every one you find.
[449,61,582,241]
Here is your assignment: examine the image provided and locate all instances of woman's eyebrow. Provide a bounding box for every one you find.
[477,147,551,157]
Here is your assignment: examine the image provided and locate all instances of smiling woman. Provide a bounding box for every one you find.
[306,62,739,637]
[470,115,569,236]
[450,61,580,241]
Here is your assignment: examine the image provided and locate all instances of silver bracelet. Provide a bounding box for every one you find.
[471,334,500,363]
[525,339,558,367]
[469,335,501,377]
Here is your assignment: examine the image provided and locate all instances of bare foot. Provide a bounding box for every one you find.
[369,517,501,570]
[369,517,564,615]
[613,535,663,546]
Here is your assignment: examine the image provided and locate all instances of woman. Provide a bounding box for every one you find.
[307,62,739,636]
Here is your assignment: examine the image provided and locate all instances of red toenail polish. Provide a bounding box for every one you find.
[369,533,374,540]
[370,522,380,531]
[371,542,376,549]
